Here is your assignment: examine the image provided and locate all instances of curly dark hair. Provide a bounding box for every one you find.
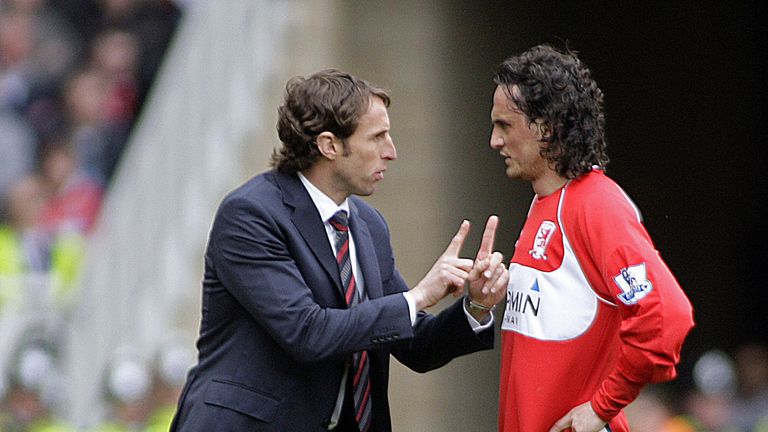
[493,44,608,179]
[271,69,391,173]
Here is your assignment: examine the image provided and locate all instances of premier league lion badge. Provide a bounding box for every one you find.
[614,263,653,305]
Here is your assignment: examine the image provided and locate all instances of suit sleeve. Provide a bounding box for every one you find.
[393,294,495,373]
[574,193,695,420]
[209,194,414,364]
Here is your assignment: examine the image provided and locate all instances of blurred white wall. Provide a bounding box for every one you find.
[62,0,296,426]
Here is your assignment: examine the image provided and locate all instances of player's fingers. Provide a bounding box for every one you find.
[449,284,464,297]
[445,272,467,291]
[444,220,471,257]
[483,256,507,294]
[445,265,469,282]
[547,413,572,432]
[491,264,509,294]
[482,251,503,279]
[476,215,499,261]
[468,257,490,281]
[453,257,474,272]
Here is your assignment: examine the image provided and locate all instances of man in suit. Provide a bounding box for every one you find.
[170,69,508,431]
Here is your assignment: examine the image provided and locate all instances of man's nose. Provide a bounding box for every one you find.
[383,137,397,160]
[490,133,503,149]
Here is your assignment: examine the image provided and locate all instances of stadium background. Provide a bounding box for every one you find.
[0,0,765,430]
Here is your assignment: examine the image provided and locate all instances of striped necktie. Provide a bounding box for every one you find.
[329,210,372,432]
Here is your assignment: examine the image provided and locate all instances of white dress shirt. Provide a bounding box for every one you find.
[297,172,492,330]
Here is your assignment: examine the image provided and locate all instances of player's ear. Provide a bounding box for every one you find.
[534,119,551,140]
[316,131,339,160]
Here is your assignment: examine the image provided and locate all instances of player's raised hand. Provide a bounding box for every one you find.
[410,220,474,310]
[467,216,508,314]
[475,214,498,262]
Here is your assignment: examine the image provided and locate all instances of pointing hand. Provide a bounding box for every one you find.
[410,220,474,310]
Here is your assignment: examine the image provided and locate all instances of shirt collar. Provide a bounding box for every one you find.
[297,172,350,223]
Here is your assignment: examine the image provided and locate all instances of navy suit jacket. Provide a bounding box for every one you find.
[170,170,494,431]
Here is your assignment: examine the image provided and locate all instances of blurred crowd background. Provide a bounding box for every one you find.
[1,0,187,430]
[0,0,766,431]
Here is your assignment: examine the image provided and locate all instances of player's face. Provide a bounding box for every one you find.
[490,85,549,182]
[333,97,396,198]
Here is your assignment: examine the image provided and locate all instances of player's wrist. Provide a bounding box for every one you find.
[466,296,494,311]
[465,296,494,322]
[409,284,430,310]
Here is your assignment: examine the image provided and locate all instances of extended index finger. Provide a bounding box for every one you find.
[476,215,499,261]
[444,220,471,257]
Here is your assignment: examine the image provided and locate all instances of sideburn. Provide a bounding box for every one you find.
[340,138,351,157]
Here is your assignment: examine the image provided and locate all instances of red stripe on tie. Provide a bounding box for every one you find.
[345,276,356,305]
[336,240,349,264]
[355,380,372,422]
[330,221,348,232]
[353,351,367,386]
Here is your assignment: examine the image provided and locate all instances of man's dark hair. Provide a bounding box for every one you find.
[494,44,609,179]
[271,69,391,173]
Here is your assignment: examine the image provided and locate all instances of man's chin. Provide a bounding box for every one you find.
[353,186,376,197]
[505,168,521,179]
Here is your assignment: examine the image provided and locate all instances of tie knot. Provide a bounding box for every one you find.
[329,210,349,232]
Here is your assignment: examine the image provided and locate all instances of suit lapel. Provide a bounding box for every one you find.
[348,200,383,300]
[273,171,343,293]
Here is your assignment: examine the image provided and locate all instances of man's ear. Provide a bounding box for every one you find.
[534,119,552,140]
[316,131,339,160]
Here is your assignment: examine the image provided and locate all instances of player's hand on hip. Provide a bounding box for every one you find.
[548,401,607,432]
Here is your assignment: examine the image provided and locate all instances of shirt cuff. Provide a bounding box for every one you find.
[463,299,494,332]
[401,292,417,326]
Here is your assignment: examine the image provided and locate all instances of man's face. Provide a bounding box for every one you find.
[490,85,549,182]
[332,97,396,198]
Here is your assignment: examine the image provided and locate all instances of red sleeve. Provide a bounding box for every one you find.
[591,243,695,420]
[571,179,695,420]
